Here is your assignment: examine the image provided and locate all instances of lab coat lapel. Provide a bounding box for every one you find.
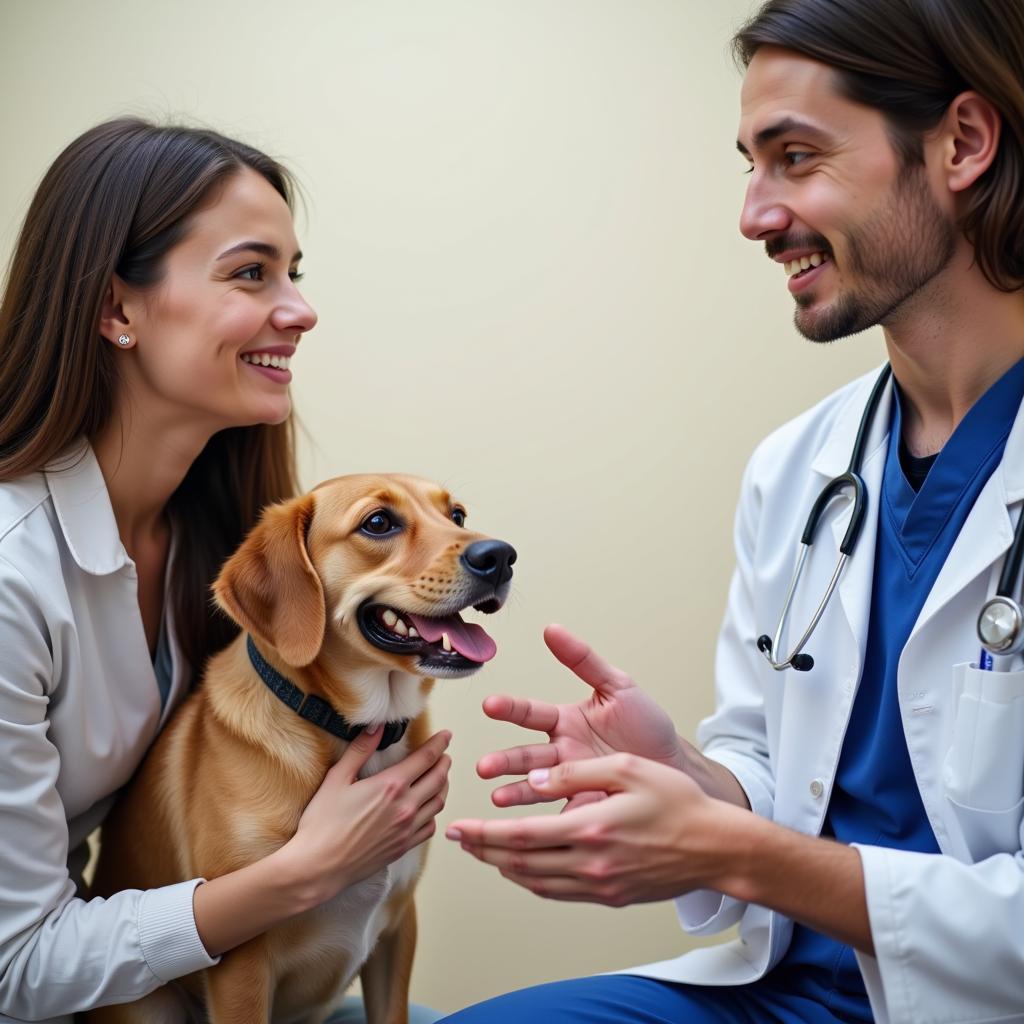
[909,394,1024,643]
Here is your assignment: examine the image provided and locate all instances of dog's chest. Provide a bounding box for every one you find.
[274,844,424,1006]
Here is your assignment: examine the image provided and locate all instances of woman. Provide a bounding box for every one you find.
[0,118,446,1022]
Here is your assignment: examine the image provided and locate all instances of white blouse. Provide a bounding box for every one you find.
[0,442,217,1022]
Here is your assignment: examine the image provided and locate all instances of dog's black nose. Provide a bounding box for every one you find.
[461,540,517,586]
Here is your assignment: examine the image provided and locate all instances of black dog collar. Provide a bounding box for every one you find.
[246,635,410,750]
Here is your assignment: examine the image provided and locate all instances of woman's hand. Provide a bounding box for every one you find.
[449,753,753,907]
[478,624,686,810]
[285,726,452,905]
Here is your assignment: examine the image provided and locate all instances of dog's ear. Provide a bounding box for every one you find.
[214,492,326,667]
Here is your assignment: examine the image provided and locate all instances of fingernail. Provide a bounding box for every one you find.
[528,769,550,786]
[445,827,462,841]
[365,724,382,736]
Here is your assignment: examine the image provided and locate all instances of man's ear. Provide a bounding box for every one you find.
[941,90,1002,194]
[214,492,326,667]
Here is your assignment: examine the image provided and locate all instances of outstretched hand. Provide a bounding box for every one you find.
[448,752,750,907]
[477,624,685,810]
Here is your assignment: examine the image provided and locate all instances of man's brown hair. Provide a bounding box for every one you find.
[733,0,1024,292]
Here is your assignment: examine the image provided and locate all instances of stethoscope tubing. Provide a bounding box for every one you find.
[759,361,1024,672]
[757,365,891,673]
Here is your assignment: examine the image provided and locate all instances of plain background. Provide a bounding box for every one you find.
[0,0,886,1013]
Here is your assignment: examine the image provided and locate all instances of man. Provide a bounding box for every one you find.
[441,1,1024,1022]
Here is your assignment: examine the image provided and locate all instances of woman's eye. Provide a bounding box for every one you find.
[451,508,466,527]
[236,264,264,282]
[289,270,305,283]
[361,511,397,536]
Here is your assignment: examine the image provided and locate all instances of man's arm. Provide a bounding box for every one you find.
[449,752,872,952]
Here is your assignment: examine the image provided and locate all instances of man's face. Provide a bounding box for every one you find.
[737,46,956,342]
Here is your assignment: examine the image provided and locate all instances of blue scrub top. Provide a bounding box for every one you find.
[769,357,1024,1019]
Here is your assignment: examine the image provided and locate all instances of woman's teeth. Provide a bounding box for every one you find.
[785,252,827,277]
[241,352,291,369]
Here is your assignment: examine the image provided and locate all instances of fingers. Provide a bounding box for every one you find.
[334,725,383,782]
[526,753,636,799]
[481,694,559,734]
[460,842,577,879]
[543,624,632,696]
[389,729,452,785]
[490,779,561,808]
[409,752,451,804]
[476,743,559,780]
[446,808,588,850]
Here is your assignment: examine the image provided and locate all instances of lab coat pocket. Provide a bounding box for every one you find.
[942,661,1024,860]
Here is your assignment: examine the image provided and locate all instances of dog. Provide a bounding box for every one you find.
[86,474,515,1024]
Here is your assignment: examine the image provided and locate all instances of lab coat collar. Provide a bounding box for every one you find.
[810,364,894,482]
[44,439,132,576]
[811,360,1024,499]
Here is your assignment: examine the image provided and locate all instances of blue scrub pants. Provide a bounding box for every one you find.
[437,975,870,1023]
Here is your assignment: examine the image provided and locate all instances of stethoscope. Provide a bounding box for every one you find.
[757,363,1024,673]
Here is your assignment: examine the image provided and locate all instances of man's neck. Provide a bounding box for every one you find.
[883,247,1024,457]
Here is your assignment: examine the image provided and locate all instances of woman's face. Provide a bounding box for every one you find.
[119,167,317,433]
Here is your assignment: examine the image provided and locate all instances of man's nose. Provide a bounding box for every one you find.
[739,174,792,242]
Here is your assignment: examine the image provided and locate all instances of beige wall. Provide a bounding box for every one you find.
[0,0,886,1012]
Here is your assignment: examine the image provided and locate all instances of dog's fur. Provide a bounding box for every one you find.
[86,474,512,1024]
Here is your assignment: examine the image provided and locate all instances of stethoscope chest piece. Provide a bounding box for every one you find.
[977,595,1024,655]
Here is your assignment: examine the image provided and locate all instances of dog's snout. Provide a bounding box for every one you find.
[461,540,517,586]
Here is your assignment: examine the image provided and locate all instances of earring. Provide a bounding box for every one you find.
[117,334,131,347]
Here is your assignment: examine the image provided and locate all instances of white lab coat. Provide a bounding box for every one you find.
[624,367,1024,1024]
[0,443,217,1022]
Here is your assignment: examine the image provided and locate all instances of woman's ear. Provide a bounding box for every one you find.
[213,492,327,667]
[941,90,1002,194]
[98,276,136,350]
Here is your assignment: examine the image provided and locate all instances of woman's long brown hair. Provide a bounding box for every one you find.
[733,0,1024,293]
[0,118,301,675]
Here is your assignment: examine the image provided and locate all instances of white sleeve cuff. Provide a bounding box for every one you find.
[137,879,220,983]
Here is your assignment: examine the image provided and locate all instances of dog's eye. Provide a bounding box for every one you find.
[450,508,466,528]
[361,511,398,536]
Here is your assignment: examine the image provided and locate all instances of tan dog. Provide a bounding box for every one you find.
[87,474,515,1024]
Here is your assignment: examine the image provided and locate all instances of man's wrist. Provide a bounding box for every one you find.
[676,738,752,810]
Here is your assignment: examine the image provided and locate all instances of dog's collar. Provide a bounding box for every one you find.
[246,635,410,750]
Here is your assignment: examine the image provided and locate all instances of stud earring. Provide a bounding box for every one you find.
[117,334,131,347]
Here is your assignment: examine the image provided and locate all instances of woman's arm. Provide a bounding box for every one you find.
[192,726,450,957]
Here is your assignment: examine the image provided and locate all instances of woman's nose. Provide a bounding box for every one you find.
[274,285,318,335]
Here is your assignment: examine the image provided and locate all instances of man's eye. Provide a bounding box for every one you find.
[361,511,399,536]
[451,508,466,527]
[786,151,813,166]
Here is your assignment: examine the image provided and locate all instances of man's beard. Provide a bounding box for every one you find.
[793,164,958,343]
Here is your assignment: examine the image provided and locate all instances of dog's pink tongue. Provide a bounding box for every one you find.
[406,613,497,663]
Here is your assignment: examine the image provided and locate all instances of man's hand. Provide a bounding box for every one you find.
[478,624,687,809]
[478,624,748,811]
[447,753,872,954]
[448,753,751,906]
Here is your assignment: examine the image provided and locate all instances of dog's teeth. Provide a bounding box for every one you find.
[442,632,452,652]
[408,627,419,638]
[382,609,398,627]
[394,619,409,636]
